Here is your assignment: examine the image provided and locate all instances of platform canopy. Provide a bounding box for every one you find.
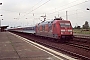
[0,26,9,32]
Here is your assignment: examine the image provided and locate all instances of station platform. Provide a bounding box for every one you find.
[0,32,77,60]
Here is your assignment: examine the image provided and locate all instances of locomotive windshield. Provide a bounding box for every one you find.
[60,23,71,27]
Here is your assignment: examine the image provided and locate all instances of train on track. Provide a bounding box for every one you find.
[9,18,73,41]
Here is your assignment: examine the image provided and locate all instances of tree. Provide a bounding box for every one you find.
[74,26,81,29]
[74,26,77,29]
[82,21,89,29]
[77,26,81,29]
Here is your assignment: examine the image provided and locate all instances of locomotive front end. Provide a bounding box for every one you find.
[60,21,73,39]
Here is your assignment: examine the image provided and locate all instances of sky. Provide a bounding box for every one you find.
[0,0,90,28]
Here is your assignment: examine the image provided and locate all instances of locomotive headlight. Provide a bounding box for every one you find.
[68,30,72,32]
[70,32,72,34]
[61,30,65,32]
[61,32,63,34]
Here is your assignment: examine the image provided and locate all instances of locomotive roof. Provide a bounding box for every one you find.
[37,19,70,26]
[38,20,53,25]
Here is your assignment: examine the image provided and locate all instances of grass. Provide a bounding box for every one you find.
[73,29,90,35]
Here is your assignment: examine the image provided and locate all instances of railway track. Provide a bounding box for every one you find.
[65,37,90,51]
[10,31,90,60]
[74,35,90,42]
[73,37,90,45]
[65,41,90,51]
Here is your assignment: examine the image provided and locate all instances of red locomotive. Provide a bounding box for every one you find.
[35,18,73,41]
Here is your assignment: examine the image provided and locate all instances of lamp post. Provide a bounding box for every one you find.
[0,3,2,27]
[66,11,68,20]
[0,15,2,16]
[0,3,2,5]
[0,19,3,27]
[87,8,90,10]
[0,14,3,26]
[0,2,2,32]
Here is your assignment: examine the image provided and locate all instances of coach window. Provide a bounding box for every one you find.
[38,26,39,30]
[38,26,40,31]
[49,24,52,31]
[43,25,45,31]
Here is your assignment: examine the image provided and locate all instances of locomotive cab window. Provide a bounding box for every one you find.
[65,23,70,27]
[60,23,71,27]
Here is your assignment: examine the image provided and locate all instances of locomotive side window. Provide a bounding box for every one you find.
[49,24,52,32]
[38,26,40,30]
[54,24,56,27]
[40,25,42,31]
[42,25,45,31]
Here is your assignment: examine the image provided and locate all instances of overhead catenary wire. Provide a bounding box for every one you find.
[1,0,43,15]
[23,0,89,20]
[19,0,84,21]
[2,0,88,19]
[17,0,78,19]
[0,0,24,13]
[19,0,50,19]
[49,0,89,15]
[47,0,78,14]
[23,0,43,14]
[21,0,78,18]
[60,10,88,18]
[11,0,44,25]
[12,0,50,27]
